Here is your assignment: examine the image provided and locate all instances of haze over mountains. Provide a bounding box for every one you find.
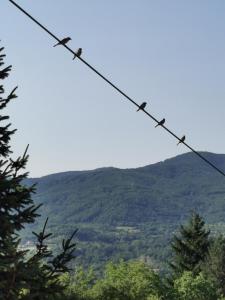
[23,152,225,270]
[28,151,225,226]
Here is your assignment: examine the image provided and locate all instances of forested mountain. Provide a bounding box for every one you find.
[23,152,225,271]
[28,151,225,225]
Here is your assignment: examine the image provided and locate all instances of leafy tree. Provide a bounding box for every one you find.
[202,235,225,297]
[91,260,163,300]
[173,271,217,300]
[0,43,76,299]
[170,212,210,277]
[147,296,162,300]
[61,266,95,300]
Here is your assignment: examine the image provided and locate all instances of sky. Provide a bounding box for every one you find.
[1,0,225,177]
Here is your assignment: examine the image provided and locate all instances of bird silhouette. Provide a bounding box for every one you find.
[73,48,82,60]
[53,37,71,47]
[177,135,186,145]
[137,102,147,111]
[155,118,165,128]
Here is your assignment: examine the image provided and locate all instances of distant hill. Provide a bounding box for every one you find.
[23,152,225,271]
[27,151,225,225]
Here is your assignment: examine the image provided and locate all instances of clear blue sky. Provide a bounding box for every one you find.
[1,0,225,177]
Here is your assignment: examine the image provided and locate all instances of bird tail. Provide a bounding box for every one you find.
[177,141,180,146]
[155,124,159,128]
[53,43,59,47]
[136,108,140,112]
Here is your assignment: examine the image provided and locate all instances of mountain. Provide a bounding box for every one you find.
[28,151,225,225]
[23,152,225,271]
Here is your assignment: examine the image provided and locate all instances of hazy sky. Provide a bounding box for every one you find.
[1,0,225,177]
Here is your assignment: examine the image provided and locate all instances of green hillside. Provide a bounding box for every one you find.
[23,152,225,272]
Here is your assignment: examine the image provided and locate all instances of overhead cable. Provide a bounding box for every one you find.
[8,0,225,179]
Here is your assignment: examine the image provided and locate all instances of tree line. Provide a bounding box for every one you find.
[60,212,225,300]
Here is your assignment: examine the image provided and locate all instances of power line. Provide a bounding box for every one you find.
[8,0,225,179]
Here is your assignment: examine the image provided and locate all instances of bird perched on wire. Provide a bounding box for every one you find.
[155,118,165,128]
[53,37,71,47]
[73,48,82,60]
[177,135,185,145]
[137,102,147,112]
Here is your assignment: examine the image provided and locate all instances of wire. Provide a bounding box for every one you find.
[8,0,225,179]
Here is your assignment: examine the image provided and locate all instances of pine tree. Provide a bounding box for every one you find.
[202,235,225,297]
[170,212,210,277]
[0,43,76,299]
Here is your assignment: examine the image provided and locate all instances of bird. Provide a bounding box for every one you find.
[53,37,71,47]
[177,135,186,145]
[137,102,147,112]
[73,48,82,60]
[155,118,165,128]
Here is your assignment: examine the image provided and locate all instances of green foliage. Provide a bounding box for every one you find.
[170,212,210,276]
[147,296,162,300]
[48,212,225,300]
[91,260,163,300]
[173,271,217,300]
[25,151,225,227]
[61,267,95,300]
[202,235,225,297]
[21,150,225,272]
[61,261,165,300]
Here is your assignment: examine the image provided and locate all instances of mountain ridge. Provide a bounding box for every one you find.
[26,151,225,226]
[30,151,225,180]
[22,151,225,270]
